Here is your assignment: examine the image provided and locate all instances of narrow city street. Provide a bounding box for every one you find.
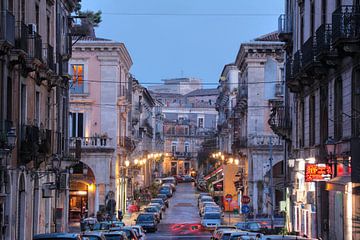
[146,182,212,240]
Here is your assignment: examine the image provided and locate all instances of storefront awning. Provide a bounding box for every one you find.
[326,175,351,192]
[204,166,223,181]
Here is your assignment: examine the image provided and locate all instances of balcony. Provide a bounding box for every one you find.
[301,36,324,81]
[15,21,28,53]
[43,43,55,70]
[278,14,293,42]
[332,5,360,53]
[293,50,302,77]
[173,152,193,159]
[316,24,338,66]
[19,125,40,165]
[118,136,136,152]
[247,134,283,148]
[0,10,15,51]
[268,105,292,140]
[27,32,42,62]
[232,137,248,150]
[69,136,114,153]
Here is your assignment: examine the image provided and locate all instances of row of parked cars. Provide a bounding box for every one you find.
[133,177,177,233]
[197,193,312,240]
[33,177,178,240]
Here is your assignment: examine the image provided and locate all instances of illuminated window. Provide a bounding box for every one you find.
[70,64,84,94]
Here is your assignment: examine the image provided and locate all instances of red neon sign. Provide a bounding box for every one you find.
[305,164,332,182]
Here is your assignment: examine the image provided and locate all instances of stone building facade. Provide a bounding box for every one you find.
[278,0,360,239]
[69,36,134,217]
[0,0,77,238]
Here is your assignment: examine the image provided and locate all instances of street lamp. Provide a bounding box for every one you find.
[6,127,17,150]
[125,160,130,167]
[325,137,337,176]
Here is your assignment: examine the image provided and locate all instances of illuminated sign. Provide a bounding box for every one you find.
[305,163,332,182]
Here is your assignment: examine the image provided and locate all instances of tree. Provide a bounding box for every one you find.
[74,1,102,27]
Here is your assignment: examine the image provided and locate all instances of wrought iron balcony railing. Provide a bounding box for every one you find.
[316,24,332,55]
[69,136,114,149]
[0,10,15,47]
[332,5,360,44]
[43,43,54,70]
[268,105,292,140]
[301,36,318,68]
[15,21,28,52]
[28,32,42,61]
[278,14,293,35]
[293,50,302,77]
[285,57,294,81]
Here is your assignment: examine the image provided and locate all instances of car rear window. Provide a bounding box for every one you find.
[137,214,154,221]
[204,213,221,219]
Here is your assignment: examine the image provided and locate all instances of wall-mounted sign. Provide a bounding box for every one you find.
[305,163,332,182]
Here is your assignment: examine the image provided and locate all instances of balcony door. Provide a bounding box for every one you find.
[70,112,84,138]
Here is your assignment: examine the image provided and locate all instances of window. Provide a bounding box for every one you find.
[171,143,177,154]
[47,16,50,43]
[47,96,51,129]
[320,85,328,145]
[309,95,315,146]
[184,127,189,135]
[321,0,327,24]
[198,117,204,128]
[336,0,341,8]
[70,112,84,137]
[35,91,40,126]
[300,15,304,45]
[310,1,315,36]
[185,143,190,153]
[334,78,343,141]
[35,4,39,30]
[70,64,84,94]
[352,68,360,137]
[20,84,26,124]
[6,77,12,121]
[299,100,304,148]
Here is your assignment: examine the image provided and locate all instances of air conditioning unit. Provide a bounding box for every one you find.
[28,23,37,34]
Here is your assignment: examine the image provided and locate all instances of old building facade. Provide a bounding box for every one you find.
[0,0,77,238]
[69,36,134,217]
[230,33,285,216]
[279,0,360,239]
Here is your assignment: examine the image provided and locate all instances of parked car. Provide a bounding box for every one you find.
[262,235,310,240]
[82,231,107,240]
[183,175,194,182]
[135,213,158,233]
[150,198,166,211]
[234,221,262,232]
[103,231,129,240]
[143,206,162,221]
[213,229,242,240]
[201,212,222,230]
[149,202,165,213]
[159,186,173,197]
[162,176,177,185]
[228,231,263,240]
[173,175,184,183]
[156,194,169,208]
[199,196,214,209]
[109,226,139,240]
[200,205,222,217]
[33,233,81,240]
[211,225,238,240]
[162,182,176,192]
[131,226,147,240]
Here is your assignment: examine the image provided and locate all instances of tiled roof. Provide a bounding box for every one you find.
[185,88,219,97]
[254,31,279,42]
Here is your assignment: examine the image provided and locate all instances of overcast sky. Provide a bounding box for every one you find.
[81,0,284,88]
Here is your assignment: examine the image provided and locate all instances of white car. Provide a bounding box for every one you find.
[201,212,222,230]
[131,225,147,240]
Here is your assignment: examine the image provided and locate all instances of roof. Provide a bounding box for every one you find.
[186,88,219,97]
[77,36,112,42]
[254,31,280,42]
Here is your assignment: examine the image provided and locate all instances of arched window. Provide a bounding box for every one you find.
[17,174,25,240]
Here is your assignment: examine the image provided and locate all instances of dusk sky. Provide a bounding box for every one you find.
[81,0,284,88]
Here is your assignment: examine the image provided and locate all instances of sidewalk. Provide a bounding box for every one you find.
[122,211,140,226]
[222,213,245,225]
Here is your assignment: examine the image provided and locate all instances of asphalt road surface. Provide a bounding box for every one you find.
[146,182,211,240]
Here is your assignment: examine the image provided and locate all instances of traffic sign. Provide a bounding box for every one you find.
[241,195,251,204]
[225,194,232,202]
[241,205,250,214]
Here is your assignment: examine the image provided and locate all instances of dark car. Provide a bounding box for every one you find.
[183,175,194,182]
[103,231,129,240]
[150,198,166,211]
[135,213,158,233]
[33,233,81,240]
[156,193,169,208]
[159,187,172,197]
[144,206,162,221]
[173,175,184,183]
[234,221,262,232]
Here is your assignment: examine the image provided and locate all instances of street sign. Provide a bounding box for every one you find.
[225,194,232,202]
[241,205,250,214]
[241,195,251,204]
